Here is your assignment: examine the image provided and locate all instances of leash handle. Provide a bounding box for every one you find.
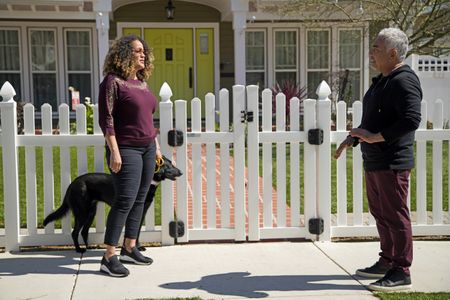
[155,156,164,173]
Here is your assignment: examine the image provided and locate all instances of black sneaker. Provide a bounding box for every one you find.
[100,255,129,277]
[368,268,412,291]
[136,241,146,251]
[120,246,153,265]
[356,261,390,278]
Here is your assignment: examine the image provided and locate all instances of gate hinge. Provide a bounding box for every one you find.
[308,128,323,145]
[308,218,324,235]
[169,220,185,238]
[240,110,254,123]
[168,129,184,147]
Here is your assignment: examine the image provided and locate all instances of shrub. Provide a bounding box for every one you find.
[16,101,25,134]
[271,79,307,117]
[70,97,94,134]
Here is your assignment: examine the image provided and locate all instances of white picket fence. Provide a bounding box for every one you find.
[407,54,450,123]
[1,80,449,251]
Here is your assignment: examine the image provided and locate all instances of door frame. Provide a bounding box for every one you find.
[117,22,220,104]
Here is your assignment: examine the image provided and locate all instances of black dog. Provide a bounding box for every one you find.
[43,155,182,253]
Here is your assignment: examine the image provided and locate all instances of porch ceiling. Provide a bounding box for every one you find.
[112,0,234,20]
[0,1,91,12]
[0,0,236,21]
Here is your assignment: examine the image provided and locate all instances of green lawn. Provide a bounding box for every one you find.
[264,141,449,214]
[376,292,450,300]
[0,146,161,228]
[0,142,448,228]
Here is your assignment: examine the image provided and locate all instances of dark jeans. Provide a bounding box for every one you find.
[365,169,413,275]
[104,143,156,246]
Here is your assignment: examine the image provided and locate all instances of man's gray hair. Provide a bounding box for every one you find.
[378,28,409,61]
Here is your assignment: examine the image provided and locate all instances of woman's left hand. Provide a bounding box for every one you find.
[156,147,163,160]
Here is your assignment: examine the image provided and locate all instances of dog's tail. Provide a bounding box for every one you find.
[43,185,71,226]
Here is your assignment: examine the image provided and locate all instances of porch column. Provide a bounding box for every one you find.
[93,0,111,80]
[231,0,248,85]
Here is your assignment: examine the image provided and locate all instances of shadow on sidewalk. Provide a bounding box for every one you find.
[160,271,367,298]
[0,251,99,276]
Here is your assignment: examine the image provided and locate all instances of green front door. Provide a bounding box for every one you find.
[195,28,214,101]
[122,27,214,117]
[145,28,193,103]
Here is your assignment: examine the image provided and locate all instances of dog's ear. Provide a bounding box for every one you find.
[161,155,172,164]
[152,156,165,182]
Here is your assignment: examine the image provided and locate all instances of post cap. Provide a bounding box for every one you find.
[316,80,331,100]
[159,82,173,103]
[0,81,16,102]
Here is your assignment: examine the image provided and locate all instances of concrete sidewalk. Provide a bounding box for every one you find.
[0,241,449,300]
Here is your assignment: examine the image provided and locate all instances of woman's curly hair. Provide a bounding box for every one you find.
[103,35,154,81]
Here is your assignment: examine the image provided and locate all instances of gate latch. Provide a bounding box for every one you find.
[240,110,254,123]
[308,128,323,145]
[308,218,324,235]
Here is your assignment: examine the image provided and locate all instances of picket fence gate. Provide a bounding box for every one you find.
[1,81,449,252]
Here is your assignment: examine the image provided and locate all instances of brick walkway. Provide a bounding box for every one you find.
[173,145,293,232]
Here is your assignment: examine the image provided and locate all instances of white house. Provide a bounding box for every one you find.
[0,0,376,111]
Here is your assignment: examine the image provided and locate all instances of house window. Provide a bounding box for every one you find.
[65,29,92,109]
[29,29,58,108]
[274,30,297,84]
[245,30,266,87]
[338,29,362,103]
[306,29,330,98]
[0,29,21,101]
[0,22,97,112]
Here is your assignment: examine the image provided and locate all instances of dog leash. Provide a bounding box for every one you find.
[155,156,164,173]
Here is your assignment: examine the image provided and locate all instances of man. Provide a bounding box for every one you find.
[335,27,422,291]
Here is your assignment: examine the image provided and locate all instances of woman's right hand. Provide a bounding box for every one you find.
[109,149,122,173]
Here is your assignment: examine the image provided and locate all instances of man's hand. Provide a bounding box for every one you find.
[335,135,354,159]
[350,128,385,144]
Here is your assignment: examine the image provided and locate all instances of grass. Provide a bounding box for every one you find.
[0,146,161,228]
[0,141,448,227]
[263,141,448,214]
[376,292,450,300]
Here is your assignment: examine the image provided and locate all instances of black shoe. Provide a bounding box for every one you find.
[136,241,146,251]
[120,246,153,265]
[368,268,412,291]
[100,255,129,277]
[356,261,390,278]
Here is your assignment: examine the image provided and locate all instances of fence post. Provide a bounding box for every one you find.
[409,54,418,72]
[232,85,246,241]
[159,82,175,245]
[174,99,188,243]
[432,99,444,224]
[246,85,260,241]
[0,81,20,251]
[303,98,317,241]
[316,81,332,241]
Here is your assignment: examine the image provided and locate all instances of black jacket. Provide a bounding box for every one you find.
[358,64,422,171]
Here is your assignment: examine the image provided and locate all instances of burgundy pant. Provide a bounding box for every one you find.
[365,169,413,275]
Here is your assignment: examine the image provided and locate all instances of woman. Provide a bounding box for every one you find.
[98,35,161,277]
